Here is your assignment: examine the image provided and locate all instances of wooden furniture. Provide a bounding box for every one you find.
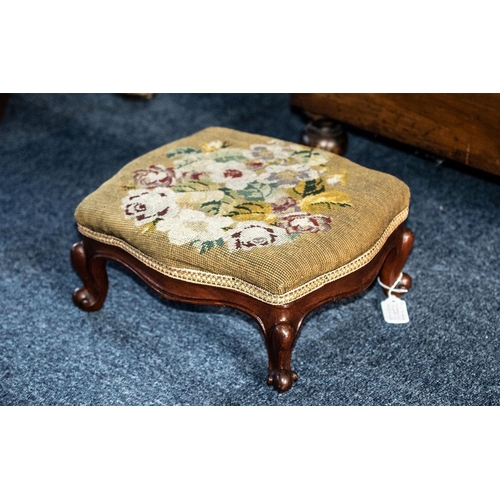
[71,127,414,392]
[72,226,413,392]
[291,93,500,177]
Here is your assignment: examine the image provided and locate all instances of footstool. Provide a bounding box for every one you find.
[71,127,414,392]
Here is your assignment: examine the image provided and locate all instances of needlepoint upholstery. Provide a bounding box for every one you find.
[75,127,410,305]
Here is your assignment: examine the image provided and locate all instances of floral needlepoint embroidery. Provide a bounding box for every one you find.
[120,138,351,253]
[122,188,179,226]
[279,213,332,234]
[156,209,231,248]
[258,163,319,188]
[134,165,176,188]
[206,161,257,190]
[226,222,288,252]
[204,141,222,152]
[202,140,228,153]
[271,196,298,213]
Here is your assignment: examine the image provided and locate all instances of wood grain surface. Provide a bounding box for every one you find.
[291,93,500,176]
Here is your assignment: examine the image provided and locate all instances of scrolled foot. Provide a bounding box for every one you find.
[72,286,101,312]
[262,319,300,392]
[398,272,413,294]
[71,241,109,312]
[267,369,299,392]
[379,227,414,298]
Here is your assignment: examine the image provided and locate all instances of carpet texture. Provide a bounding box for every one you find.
[0,93,499,405]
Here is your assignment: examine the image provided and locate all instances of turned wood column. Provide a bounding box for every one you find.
[301,118,348,156]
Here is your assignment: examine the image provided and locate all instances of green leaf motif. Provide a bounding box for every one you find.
[200,200,222,215]
[292,149,313,158]
[214,155,249,163]
[166,147,201,158]
[220,187,236,200]
[293,178,325,198]
[198,238,224,254]
[171,181,210,192]
[311,201,351,209]
[292,149,327,162]
[227,202,267,217]
[237,181,274,201]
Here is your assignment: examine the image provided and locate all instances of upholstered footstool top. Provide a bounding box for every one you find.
[75,127,410,305]
[72,127,414,391]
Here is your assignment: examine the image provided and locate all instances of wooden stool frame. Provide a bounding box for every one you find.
[71,224,414,392]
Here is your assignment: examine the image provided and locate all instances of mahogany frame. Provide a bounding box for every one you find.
[71,224,414,392]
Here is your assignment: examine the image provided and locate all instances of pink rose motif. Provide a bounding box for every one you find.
[279,213,332,234]
[134,165,176,188]
[226,222,288,252]
[271,197,298,213]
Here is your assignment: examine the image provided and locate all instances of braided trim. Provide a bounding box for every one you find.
[77,207,408,305]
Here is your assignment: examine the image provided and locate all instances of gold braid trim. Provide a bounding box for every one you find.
[77,208,408,305]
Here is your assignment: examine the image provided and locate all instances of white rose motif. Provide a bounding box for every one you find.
[122,188,179,226]
[156,209,232,245]
[206,161,257,190]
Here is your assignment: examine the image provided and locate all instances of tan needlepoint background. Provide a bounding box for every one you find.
[75,127,410,296]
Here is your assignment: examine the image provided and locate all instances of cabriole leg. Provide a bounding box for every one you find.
[260,308,301,392]
[379,226,414,298]
[71,240,109,311]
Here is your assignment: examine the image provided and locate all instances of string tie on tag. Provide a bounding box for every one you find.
[377,272,408,297]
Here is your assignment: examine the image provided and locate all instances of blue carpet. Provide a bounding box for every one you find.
[1,93,499,405]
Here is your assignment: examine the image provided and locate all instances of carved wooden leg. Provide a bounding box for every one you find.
[301,118,348,156]
[259,308,300,392]
[379,226,414,298]
[71,240,109,311]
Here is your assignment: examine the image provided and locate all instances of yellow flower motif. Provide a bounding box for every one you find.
[232,212,277,223]
[202,140,226,153]
[300,191,352,213]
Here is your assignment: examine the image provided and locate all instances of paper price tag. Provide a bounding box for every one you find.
[381,296,409,324]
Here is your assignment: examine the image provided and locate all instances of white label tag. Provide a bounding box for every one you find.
[381,296,409,324]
